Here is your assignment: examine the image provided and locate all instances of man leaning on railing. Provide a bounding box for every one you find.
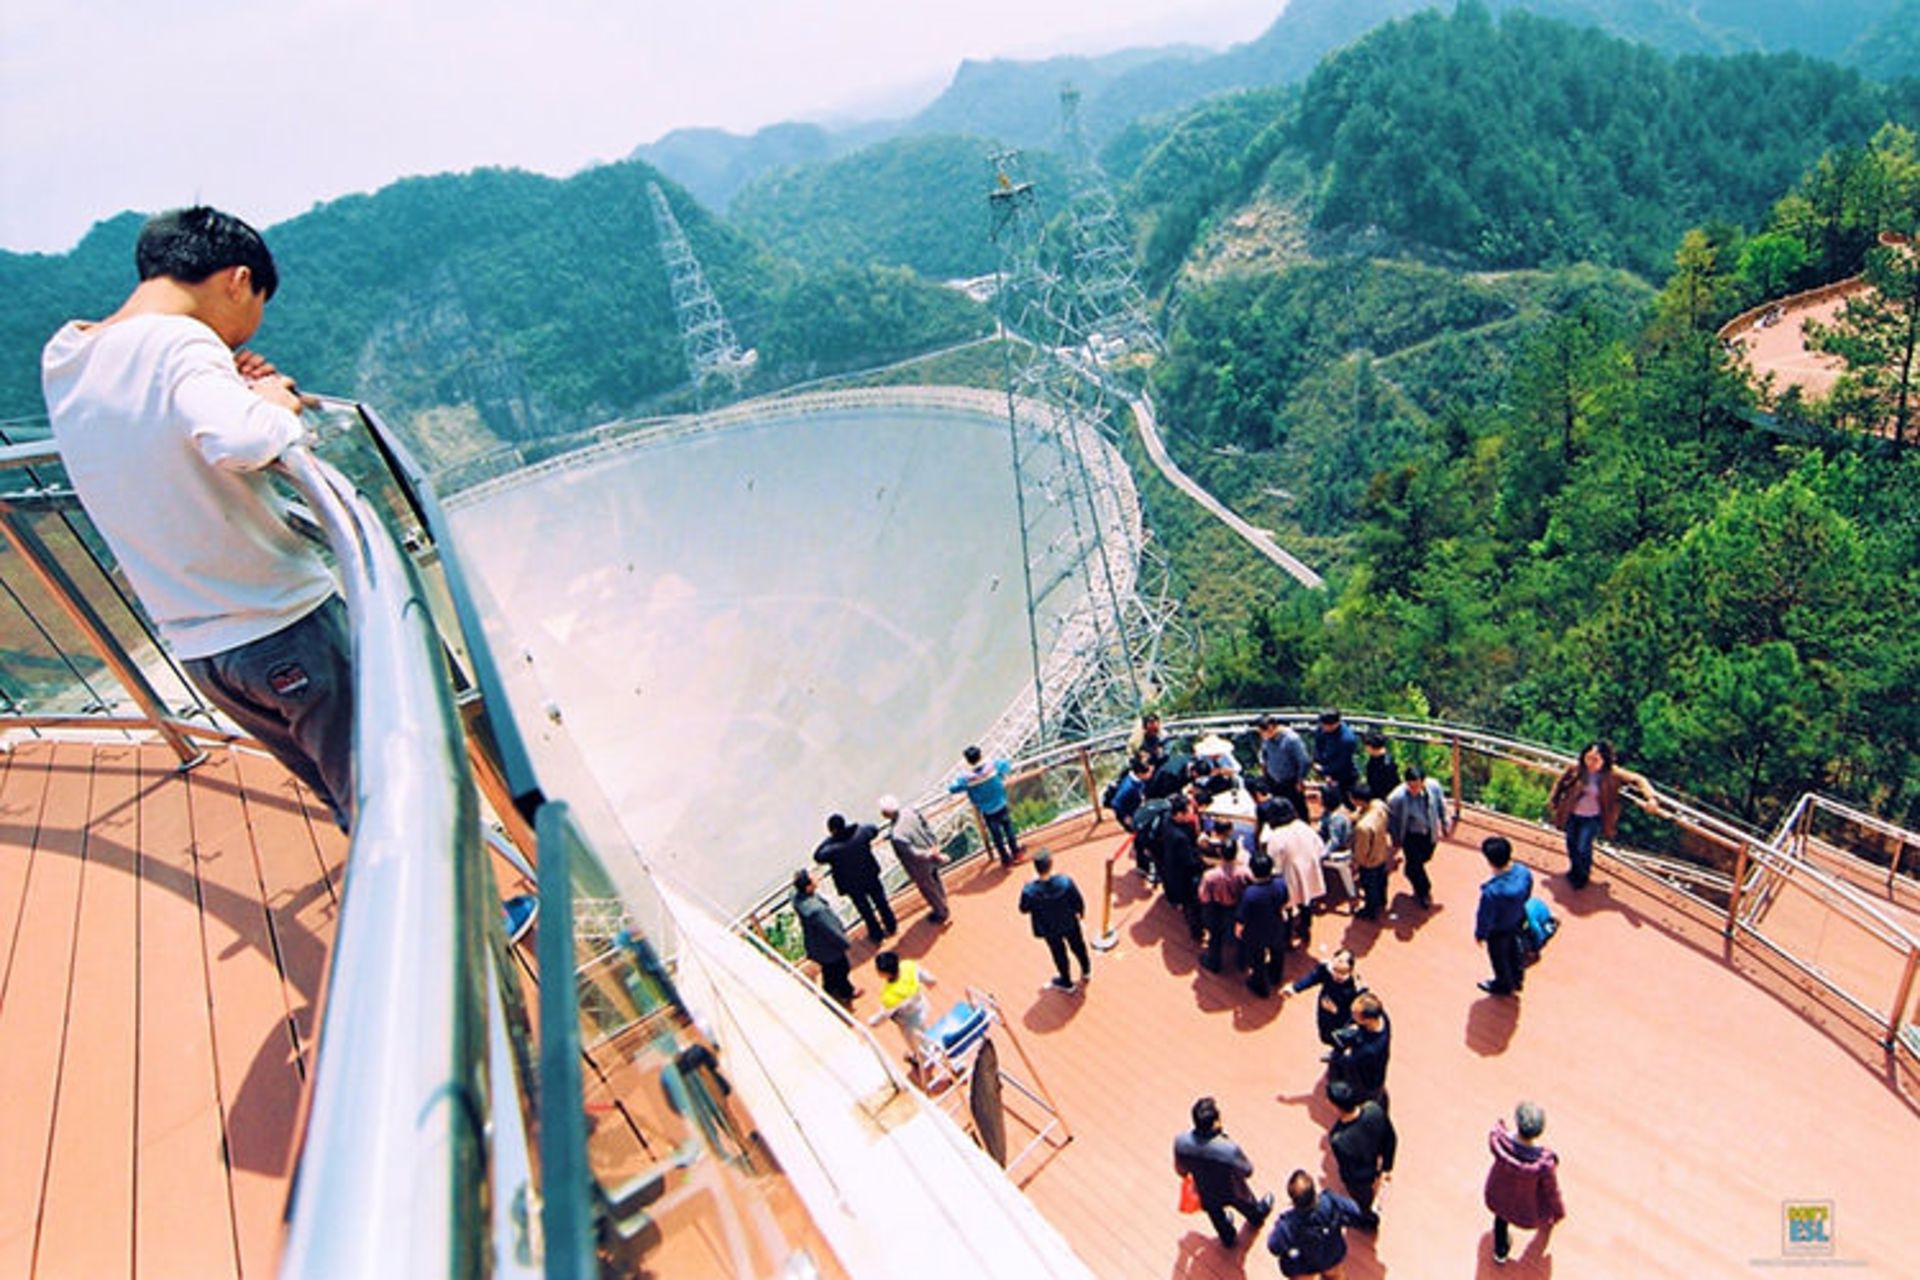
[40,206,353,830]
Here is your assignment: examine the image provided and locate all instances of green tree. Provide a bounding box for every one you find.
[1808,234,1920,443]
[1736,231,1812,301]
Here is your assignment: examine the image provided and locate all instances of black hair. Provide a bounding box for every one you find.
[1363,729,1388,749]
[135,206,278,300]
[1249,851,1274,879]
[1191,1096,1220,1133]
[826,813,847,835]
[1482,835,1513,866]
[1349,783,1373,803]
[963,745,982,764]
[1404,763,1426,782]
[1269,798,1298,825]
[874,949,900,977]
[1581,740,1617,774]
[1318,709,1342,725]
[1286,1170,1316,1210]
[792,868,812,894]
[1033,851,1054,875]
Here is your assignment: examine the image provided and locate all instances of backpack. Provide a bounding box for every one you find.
[1132,798,1172,876]
[1522,896,1559,958]
[1277,1198,1342,1274]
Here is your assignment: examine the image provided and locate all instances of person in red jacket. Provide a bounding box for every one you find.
[1483,1101,1565,1265]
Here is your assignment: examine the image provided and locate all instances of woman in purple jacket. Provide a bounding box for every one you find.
[1483,1101,1565,1265]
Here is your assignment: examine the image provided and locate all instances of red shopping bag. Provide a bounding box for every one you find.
[1178,1172,1202,1214]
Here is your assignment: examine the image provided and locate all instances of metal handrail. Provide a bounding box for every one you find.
[275,446,505,1279]
[732,708,1920,1056]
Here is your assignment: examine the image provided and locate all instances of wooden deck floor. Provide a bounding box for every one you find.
[0,738,345,1280]
[843,813,1920,1279]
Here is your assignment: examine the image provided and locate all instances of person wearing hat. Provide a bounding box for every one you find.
[1193,732,1242,785]
[812,812,896,944]
[1326,1078,1395,1231]
[879,793,950,924]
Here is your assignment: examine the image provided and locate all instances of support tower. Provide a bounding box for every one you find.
[1057,85,1161,357]
[647,182,756,404]
[984,150,1194,756]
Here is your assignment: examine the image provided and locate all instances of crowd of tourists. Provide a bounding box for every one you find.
[787,713,1659,1272]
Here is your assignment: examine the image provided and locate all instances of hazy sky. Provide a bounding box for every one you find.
[0,0,1283,254]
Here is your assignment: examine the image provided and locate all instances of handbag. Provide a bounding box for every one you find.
[1178,1171,1202,1214]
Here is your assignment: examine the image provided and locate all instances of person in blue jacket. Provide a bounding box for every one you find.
[950,744,1022,866]
[1267,1169,1364,1278]
[1474,836,1534,997]
[1311,709,1362,804]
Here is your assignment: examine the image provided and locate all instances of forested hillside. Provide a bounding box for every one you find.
[1295,5,1917,274]
[1156,127,1920,827]
[730,136,1068,281]
[0,162,990,465]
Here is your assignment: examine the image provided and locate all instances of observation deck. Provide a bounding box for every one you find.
[830,805,1919,1277]
[4,399,1917,1278]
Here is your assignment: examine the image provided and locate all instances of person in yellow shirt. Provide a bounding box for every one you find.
[866,950,939,1068]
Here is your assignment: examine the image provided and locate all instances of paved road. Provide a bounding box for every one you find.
[1116,382,1324,588]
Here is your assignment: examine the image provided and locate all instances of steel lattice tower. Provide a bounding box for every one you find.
[982,150,1193,758]
[1057,86,1161,357]
[647,182,755,404]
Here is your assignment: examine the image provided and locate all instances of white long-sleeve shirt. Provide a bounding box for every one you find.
[42,313,335,659]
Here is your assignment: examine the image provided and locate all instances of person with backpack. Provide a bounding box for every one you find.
[1266,1169,1365,1278]
[1105,756,1154,831]
[1131,794,1174,884]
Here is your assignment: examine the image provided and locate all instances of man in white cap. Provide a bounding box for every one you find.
[879,793,951,924]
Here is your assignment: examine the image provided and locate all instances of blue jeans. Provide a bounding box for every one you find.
[186,597,353,831]
[982,805,1020,863]
[1565,813,1603,887]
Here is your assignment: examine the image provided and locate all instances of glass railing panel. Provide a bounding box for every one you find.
[0,499,209,722]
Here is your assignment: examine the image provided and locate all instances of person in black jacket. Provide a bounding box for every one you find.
[1018,851,1091,992]
[1158,793,1206,943]
[1280,946,1365,1047]
[1327,992,1392,1108]
[790,870,855,1006]
[1267,1170,1364,1278]
[1236,851,1290,997]
[1326,1079,1395,1230]
[813,812,896,945]
[1173,1096,1273,1248]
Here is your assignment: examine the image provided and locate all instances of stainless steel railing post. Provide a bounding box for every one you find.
[0,501,205,767]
